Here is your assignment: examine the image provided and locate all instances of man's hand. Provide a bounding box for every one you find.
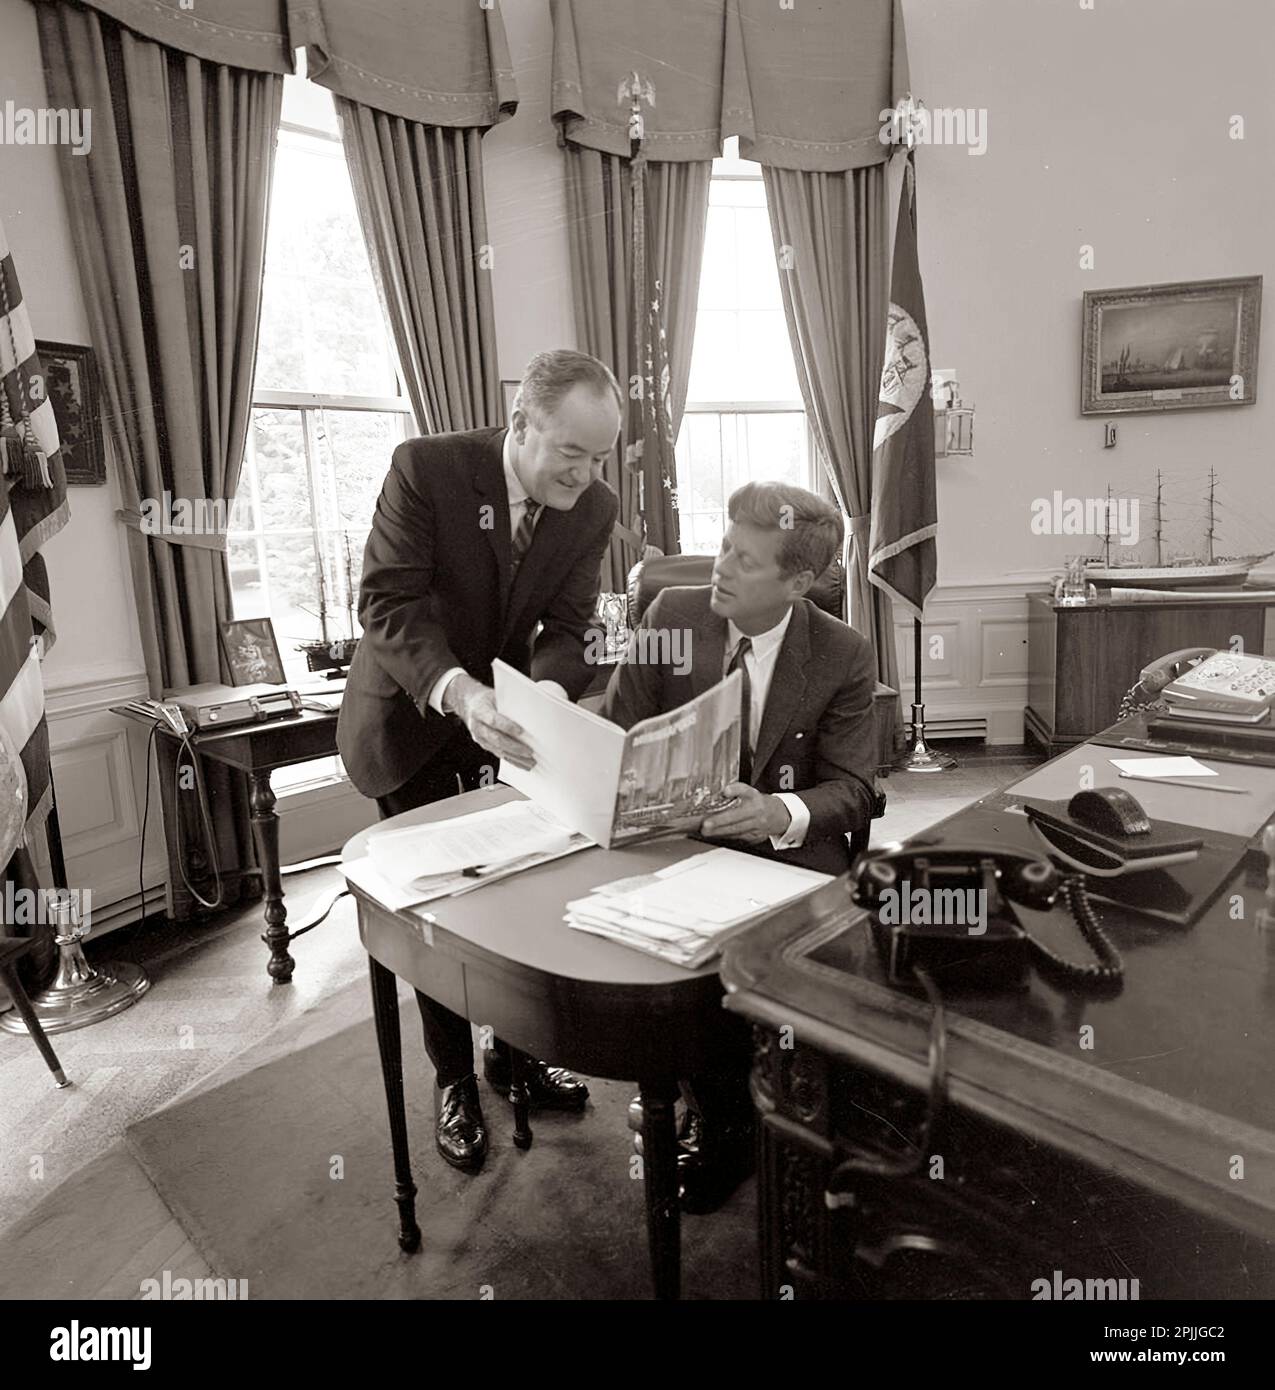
[444,674,536,769]
[700,782,791,845]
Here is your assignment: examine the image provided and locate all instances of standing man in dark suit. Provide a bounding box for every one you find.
[602,481,878,1212]
[338,349,621,1173]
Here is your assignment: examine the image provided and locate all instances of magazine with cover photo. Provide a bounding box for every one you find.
[491,659,742,849]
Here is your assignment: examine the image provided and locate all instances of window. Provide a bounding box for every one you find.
[229,73,411,694]
[675,140,817,555]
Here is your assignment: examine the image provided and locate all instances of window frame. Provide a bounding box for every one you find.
[229,91,413,793]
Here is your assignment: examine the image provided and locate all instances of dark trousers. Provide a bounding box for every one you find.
[375,729,511,1090]
[683,1011,754,1129]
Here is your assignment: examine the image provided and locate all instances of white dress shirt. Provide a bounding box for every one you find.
[427,429,544,715]
[724,608,811,850]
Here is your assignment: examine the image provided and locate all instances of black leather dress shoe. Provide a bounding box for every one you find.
[677,1117,755,1215]
[483,1054,589,1111]
[435,1073,488,1171]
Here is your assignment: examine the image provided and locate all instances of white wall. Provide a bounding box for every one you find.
[905,0,1275,587]
[484,0,577,374]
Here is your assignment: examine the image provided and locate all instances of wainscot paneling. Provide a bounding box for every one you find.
[892,577,1053,745]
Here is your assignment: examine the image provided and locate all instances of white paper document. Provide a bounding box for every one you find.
[1109,756,1218,779]
[366,799,579,887]
[564,847,831,968]
[492,658,742,848]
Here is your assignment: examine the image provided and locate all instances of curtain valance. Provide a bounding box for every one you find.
[551,0,909,171]
[43,1,518,126]
[40,0,294,73]
[289,0,517,128]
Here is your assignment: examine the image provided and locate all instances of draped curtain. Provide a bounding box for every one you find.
[549,0,911,688]
[763,165,899,694]
[335,105,501,435]
[563,147,709,587]
[37,1,283,908]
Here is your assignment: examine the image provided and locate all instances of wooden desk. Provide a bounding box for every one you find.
[342,786,773,1300]
[114,701,342,982]
[721,731,1275,1299]
[1025,589,1274,758]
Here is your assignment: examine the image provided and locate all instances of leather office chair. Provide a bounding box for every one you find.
[624,553,886,861]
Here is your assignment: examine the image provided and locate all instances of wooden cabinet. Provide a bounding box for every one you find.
[1025,591,1272,758]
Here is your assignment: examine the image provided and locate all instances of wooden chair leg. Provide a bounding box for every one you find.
[0,963,70,1088]
[509,1047,534,1150]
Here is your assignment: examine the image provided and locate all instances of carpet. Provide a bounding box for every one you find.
[124,975,759,1299]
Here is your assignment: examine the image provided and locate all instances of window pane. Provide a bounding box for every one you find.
[255,129,398,397]
[280,73,338,136]
[741,413,807,487]
[250,410,313,532]
[311,409,406,536]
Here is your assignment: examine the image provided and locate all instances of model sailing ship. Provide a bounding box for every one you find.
[1086,468,1272,589]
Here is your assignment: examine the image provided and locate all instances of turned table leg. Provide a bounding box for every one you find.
[638,1075,681,1301]
[368,956,420,1253]
[249,768,293,984]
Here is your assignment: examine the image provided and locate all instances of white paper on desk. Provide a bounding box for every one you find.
[365,799,574,886]
[1109,756,1218,778]
[493,660,628,845]
[339,855,435,912]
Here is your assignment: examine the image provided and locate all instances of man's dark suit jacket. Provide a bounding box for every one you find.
[338,427,618,799]
[600,585,877,876]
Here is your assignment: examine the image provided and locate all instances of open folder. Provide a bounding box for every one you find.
[492,659,742,848]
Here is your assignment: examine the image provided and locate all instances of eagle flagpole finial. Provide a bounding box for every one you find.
[617,71,656,145]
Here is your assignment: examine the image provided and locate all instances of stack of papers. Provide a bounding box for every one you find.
[564,848,831,968]
[342,800,592,909]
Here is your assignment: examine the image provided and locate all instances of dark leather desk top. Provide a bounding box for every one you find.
[721,745,1275,1240]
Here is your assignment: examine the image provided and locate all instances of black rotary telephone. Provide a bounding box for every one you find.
[852,840,1124,993]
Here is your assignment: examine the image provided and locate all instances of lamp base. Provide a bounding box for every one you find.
[0,938,149,1035]
[893,704,957,773]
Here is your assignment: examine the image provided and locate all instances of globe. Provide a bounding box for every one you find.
[0,723,27,871]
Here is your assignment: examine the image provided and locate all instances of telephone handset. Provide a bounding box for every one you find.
[851,843,1123,993]
[1142,647,1275,724]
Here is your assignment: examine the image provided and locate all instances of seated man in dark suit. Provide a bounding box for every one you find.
[601,481,878,1212]
[338,349,620,1173]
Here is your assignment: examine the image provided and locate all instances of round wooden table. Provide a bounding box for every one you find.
[343,785,748,1299]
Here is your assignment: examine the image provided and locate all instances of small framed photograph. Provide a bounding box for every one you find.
[1081,276,1262,415]
[219,617,286,687]
[34,339,106,484]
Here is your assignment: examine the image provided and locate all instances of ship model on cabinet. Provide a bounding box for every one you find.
[1085,468,1272,589]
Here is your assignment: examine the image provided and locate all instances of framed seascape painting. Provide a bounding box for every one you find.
[35,339,106,484]
[1080,276,1262,415]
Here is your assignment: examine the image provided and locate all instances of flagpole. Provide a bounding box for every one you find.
[894,615,955,772]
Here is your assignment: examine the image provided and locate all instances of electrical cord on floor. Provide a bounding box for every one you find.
[173,728,224,911]
[138,722,158,925]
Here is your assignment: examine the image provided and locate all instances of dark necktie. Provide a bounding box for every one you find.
[727,636,753,784]
[510,498,541,577]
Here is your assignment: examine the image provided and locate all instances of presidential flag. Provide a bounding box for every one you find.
[0,214,69,849]
[868,150,937,619]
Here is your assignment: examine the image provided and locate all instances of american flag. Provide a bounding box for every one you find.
[0,215,69,848]
[625,146,680,559]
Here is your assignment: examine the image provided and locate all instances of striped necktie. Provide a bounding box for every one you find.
[510,498,541,576]
[727,636,753,784]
